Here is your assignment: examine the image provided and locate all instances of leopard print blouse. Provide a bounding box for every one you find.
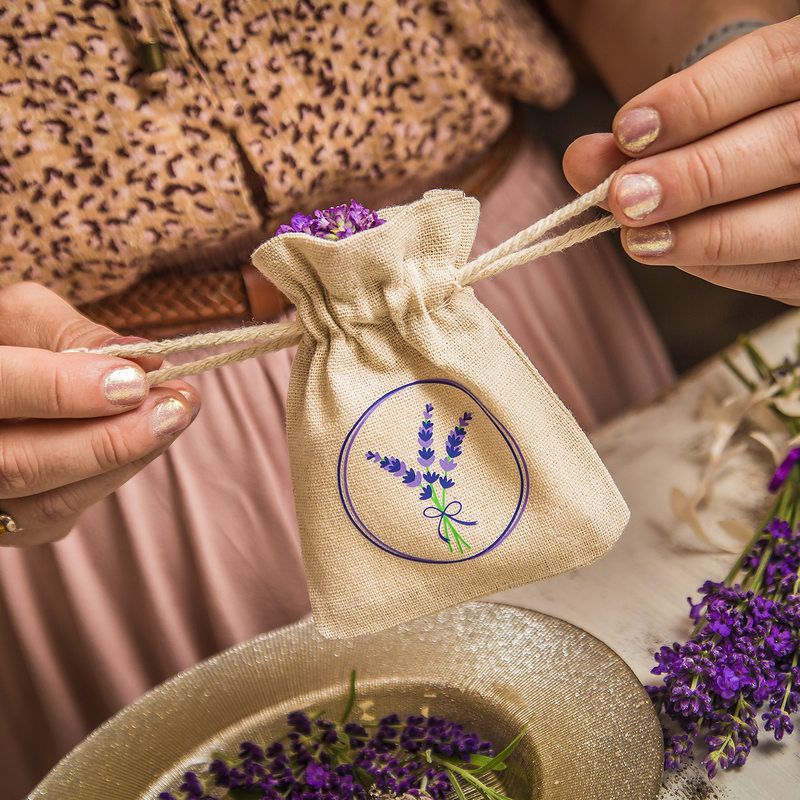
[0,0,574,304]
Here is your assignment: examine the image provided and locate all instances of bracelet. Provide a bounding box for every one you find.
[678,19,770,70]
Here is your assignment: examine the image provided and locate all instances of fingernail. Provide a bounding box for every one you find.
[151,397,192,439]
[103,366,147,406]
[625,223,674,258]
[617,173,662,220]
[177,389,201,420]
[614,107,661,153]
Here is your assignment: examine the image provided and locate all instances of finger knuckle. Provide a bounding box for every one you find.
[90,423,134,471]
[0,440,38,496]
[767,262,800,298]
[53,316,109,352]
[34,488,82,526]
[682,72,718,130]
[754,28,800,96]
[50,362,73,417]
[686,145,726,206]
[702,214,734,264]
[779,103,800,179]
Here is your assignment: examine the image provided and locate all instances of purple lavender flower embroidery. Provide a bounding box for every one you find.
[366,404,476,554]
[274,200,384,240]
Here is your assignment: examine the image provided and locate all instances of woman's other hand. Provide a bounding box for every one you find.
[563,16,800,305]
[0,283,201,546]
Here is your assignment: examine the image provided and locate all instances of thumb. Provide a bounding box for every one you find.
[0,282,123,351]
[0,282,164,370]
[563,132,629,195]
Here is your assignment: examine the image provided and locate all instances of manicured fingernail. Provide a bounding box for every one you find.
[103,366,147,406]
[177,389,201,419]
[625,223,674,258]
[617,173,662,220]
[614,107,661,153]
[151,397,192,438]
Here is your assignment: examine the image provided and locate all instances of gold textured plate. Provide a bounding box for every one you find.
[29,602,662,800]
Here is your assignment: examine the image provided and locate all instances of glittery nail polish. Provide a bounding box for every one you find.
[614,107,661,153]
[625,224,674,258]
[617,173,662,220]
[177,389,201,419]
[103,366,147,406]
[151,397,192,438]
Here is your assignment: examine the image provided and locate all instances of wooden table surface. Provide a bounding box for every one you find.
[495,310,800,800]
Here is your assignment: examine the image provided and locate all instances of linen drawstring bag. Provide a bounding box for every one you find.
[76,177,629,639]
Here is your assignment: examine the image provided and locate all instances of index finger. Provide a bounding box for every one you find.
[612,16,800,155]
[0,346,149,419]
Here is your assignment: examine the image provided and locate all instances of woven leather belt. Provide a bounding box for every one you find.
[80,116,523,337]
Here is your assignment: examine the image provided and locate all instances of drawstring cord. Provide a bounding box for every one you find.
[68,174,619,385]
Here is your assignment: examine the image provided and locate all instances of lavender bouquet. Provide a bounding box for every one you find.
[157,672,524,800]
[366,404,475,554]
[649,338,800,778]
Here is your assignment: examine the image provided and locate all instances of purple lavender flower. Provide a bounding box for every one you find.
[305,761,329,788]
[648,511,800,779]
[158,691,514,800]
[768,517,792,538]
[769,447,800,492]
[287,710,312,735]
[763,707,794,740]
[274,200,384,240]
[177,773,204,799]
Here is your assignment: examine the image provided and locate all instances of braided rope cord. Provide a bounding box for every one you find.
[70,174,617,385]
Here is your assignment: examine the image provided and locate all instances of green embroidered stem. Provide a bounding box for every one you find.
[437,485,471,554]
[429,486,454,554]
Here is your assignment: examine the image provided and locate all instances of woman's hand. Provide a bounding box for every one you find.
[563,16,800,304]
[0,283,201,547]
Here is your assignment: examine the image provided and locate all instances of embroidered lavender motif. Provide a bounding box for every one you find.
[366,404,476,554]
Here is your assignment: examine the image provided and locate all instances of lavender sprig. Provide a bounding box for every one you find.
[649,337,800,779]
[438,412,472,490]
[366,451,423,489]
[275,200,384,240]
[365,404,475,554]
[417,403,435,470]
[157,673,521,800]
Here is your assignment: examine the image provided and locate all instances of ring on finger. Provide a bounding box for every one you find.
[0,510,21,538]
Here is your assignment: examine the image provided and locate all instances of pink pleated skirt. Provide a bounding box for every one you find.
[0,137,673,796]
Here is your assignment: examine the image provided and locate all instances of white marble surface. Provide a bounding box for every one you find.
[495,310,800,800]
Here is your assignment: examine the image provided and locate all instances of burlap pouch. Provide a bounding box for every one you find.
[250,189,628,639]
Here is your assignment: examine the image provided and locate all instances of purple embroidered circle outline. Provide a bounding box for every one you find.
[337,379,530,564]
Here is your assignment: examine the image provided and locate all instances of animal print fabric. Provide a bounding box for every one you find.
[0,1,574,305]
